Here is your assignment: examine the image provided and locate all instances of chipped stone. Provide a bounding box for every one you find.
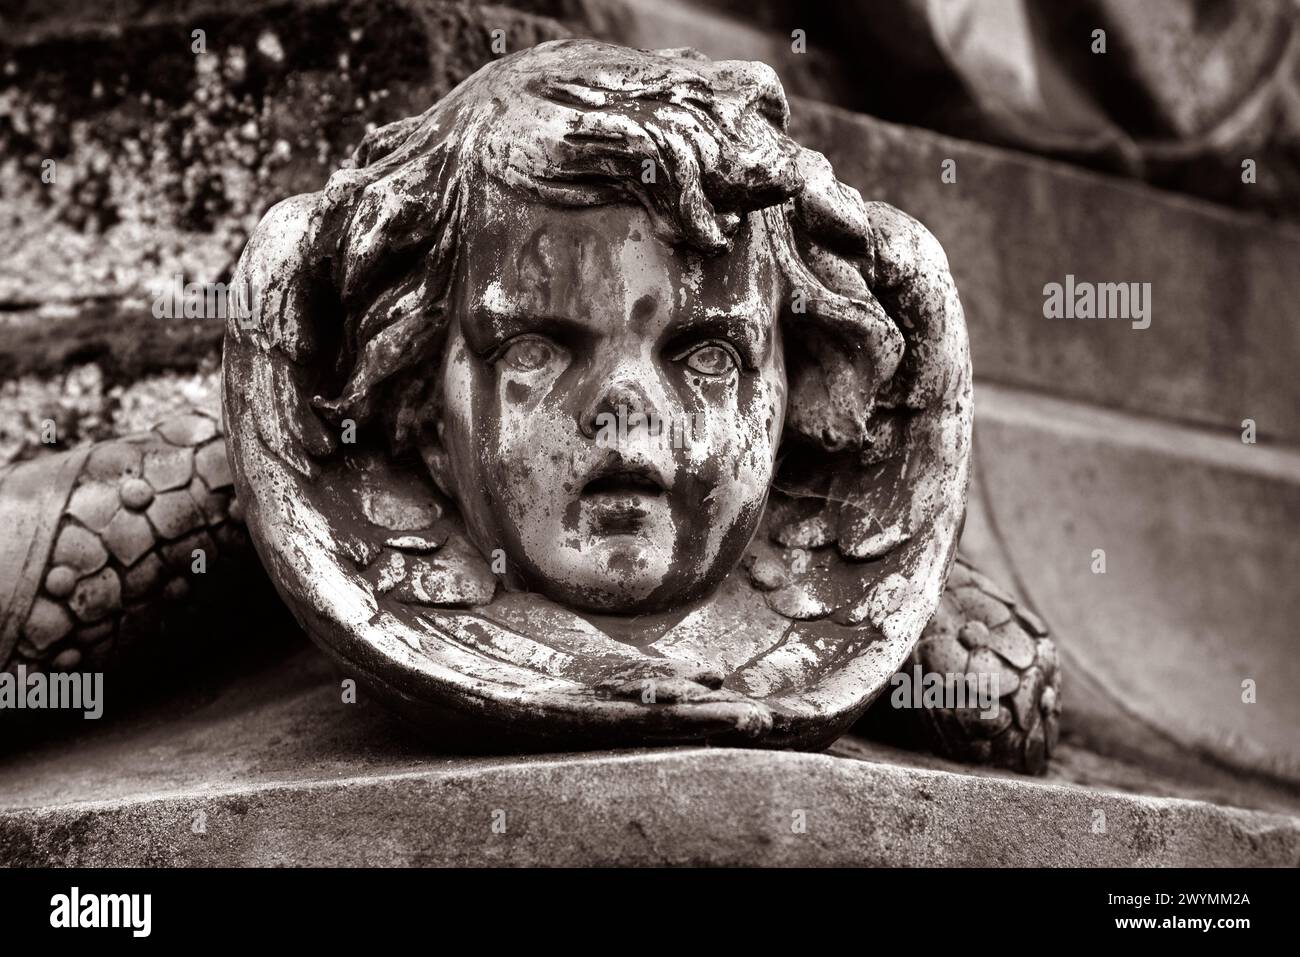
[392,544,496,607]
[357,473,442,530]
[384,532,445,553]
[375,551,406,594]
[69,567,122,623]
[764,579,833,620]
[773,510,837,549]
[85,442,143,482]
[746,552,788,591]
[866,573,910,627]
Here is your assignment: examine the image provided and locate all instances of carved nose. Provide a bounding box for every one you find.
[582,376,654,440]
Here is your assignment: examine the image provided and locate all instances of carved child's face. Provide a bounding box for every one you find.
[422,189,787,613]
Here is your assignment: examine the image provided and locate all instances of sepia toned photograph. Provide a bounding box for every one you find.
[0,0,1296,931]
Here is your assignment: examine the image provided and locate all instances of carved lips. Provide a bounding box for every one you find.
[580,460,669,535]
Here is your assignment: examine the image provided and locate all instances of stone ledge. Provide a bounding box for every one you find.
[2,650,1297,866]
[5,745,1298,867]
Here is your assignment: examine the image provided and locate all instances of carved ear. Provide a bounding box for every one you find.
[777,230,903,454]
[784,325,876,452]
[833,201,972,562]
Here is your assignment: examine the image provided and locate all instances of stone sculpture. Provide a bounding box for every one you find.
[1,40,1059,772]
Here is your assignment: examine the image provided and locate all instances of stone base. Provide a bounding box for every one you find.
[2,647,1297,866]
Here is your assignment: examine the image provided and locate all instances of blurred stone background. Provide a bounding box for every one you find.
[2,0,1299,859]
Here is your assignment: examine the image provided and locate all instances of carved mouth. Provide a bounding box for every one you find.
[581,465,665,534]
[582,470,665,498]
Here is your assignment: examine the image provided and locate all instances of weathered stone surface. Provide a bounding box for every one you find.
[122,552,165,599]
[791,104,1300,443]
[161,531,216,571]
[50,647,82,671]
[51,524,107,574]
[7,0,1293,460]
[0,0,571,315]
[156,413,217,448]
[20,597,73,651]
[67,566,121,623]
[42,565,77,599]
[146,488,203,540]
[65,481,118,531]
[0,650,1295,866]
[83,442,142,483]
[118,476,155,511]
[221,38,972,752]
[103,507,156,566]
[194,439,234,489]
[74,621,113,646]
[142,445,194,492]
[962,381,1300,785]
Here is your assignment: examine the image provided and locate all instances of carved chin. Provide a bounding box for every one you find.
[562,538,674,610]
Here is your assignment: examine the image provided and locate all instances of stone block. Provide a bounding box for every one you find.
[1,650,1296,866]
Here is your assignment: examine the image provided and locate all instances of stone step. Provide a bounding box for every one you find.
[791,104,1300,446]
[962,380,1300,788]
[2,649,1296,866]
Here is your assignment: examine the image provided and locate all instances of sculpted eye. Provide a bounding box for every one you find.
[679,342,737,377]
[498,335,559,373]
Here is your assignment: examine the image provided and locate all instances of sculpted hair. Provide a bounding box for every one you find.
[305,38,905,456]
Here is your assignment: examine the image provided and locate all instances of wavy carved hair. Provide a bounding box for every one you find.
[306,38,905,459]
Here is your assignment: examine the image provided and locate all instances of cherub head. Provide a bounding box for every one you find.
[306,40,905,614]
